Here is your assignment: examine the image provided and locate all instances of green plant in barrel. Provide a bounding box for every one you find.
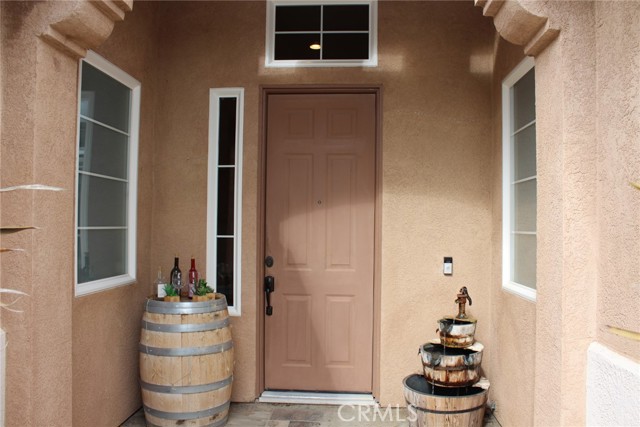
[196,279,215,300]
[163,283,179,302]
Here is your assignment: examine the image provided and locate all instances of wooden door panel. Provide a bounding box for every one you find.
[265,93,375,392]
[324,295,355,367]
[284,294,312,366]
[284,155,313,269]
[327,108,358,140]
[326,155,357,270]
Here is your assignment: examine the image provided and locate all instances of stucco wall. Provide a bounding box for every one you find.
[71,3,159,426]
[3,1,638,426]
[484,1,639,425]
[487,36,536,427]
[594,0,640,361]
[586,1,640,423]
[586,342,640,426]
[1,2,84,425]
[144,0,496,406]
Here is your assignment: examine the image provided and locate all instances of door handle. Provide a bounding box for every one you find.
[264,275,275,316]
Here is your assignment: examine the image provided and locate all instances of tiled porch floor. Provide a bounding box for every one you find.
[121,402,502,427]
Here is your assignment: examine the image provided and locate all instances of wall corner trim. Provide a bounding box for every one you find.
[40,26,88,59]
[478,0,559,57]
[524,21,560,57]
[38,0,132,59]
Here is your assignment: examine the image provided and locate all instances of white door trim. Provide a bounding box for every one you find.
[259,390,377,406]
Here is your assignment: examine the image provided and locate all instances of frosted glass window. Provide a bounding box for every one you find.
[77,175,127,227]
[513,124,536,181]
[513,68,536,129]
[502,58,537,301]
[514,179,537,232]
[80,62,131,132]
[513,234,536,289]
[75,51,140,296]
[207,89,244,316]
[77,229,127,283]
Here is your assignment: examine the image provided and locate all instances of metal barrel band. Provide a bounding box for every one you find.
[145,414,229,427]
[410,403,485,415]
[144,297,227,314]
[423,364,480,372]
[140,375,233,394]
[143,401,230,421]
[139,340,233,356]
[145,304,222,315]
[141,317,229,333]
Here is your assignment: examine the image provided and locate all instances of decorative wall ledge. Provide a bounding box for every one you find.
[39,0,133,59]
[475,0,559,56]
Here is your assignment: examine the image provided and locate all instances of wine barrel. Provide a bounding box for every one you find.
[403,374,488,427]
[140,295,233,427]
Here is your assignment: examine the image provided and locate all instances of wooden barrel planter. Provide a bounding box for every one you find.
[403,374,488,427]
[140,295,234,427]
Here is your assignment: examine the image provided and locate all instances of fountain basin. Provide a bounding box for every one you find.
[419,341,484,387]
[403,374,488,427]
[438,316,477,348]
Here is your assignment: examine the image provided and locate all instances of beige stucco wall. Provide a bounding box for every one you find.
[0,2,99,425]
[143,0,496,406]
[71,3,159,426]
[3,1,638,426]
[487,36,536,427]
[593,0,640,360]
[488,2,601,425]
[485,1,639,425]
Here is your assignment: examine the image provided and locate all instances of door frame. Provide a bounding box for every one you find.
[256,85,383,399]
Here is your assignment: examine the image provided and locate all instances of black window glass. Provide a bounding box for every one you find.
[275,34,321,60]
[217,168,235,236]
[323,5,369,31]
[323,33,369,59]
[275,6,321,31]
[218,98,236,165]
[216,238,234,306]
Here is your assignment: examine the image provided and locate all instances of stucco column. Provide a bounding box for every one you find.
[0,2,130,425]
[513,2,599,426]
[477,1,599,426]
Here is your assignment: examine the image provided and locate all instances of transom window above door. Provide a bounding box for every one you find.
[266,0,378,67]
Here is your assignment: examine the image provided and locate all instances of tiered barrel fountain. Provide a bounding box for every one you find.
[403,287,490,427]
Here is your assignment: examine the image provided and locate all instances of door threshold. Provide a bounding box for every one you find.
[259,391,377,406]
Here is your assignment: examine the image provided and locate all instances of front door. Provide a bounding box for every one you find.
[264,92,376,392]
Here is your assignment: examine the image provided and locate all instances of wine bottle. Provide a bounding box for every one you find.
[188,257,199,299]
[154,266,166,298]
[170,257,182,298]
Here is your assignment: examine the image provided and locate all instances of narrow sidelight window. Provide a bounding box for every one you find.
[207,88,244,315]
[75,51,140,296]
[502,57,537,302]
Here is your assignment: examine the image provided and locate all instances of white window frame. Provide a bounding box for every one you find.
[265,0,378,68]
[502,56,536,302]
[207,88,244,316]
[74,50,140,297]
